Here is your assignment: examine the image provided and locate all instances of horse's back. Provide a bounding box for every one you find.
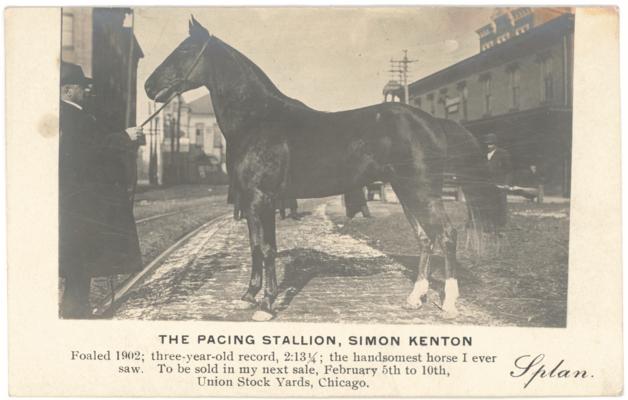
[278,102,448,198]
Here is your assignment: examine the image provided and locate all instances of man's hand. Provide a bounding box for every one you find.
[125,126,143,141]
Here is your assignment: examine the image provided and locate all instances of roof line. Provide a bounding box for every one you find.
[407,13,574,93]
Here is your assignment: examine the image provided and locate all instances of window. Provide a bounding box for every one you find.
[195,123,204,136]
[413,96,422,109]
[457,82,468,120]
[427,93,435,115]
[195,123,205,145]
[480,75,492,115]
[62,13,74,48]
[508,67,521,109]
[541,57,554,101]
[439,88,448,118]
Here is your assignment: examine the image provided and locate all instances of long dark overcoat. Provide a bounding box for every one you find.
[59,101,142,278]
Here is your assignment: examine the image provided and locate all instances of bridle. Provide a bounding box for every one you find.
[140,37,211,128]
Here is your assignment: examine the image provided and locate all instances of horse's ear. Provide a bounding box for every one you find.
[189,15,210,40]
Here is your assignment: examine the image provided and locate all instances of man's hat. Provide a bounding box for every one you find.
[482,133,497,144]
[60,62,92,86]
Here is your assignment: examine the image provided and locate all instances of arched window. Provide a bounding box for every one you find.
[508,65,521,109]
[479,74,492,115]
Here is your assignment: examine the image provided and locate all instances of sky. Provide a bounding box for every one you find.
[133,7,495,123]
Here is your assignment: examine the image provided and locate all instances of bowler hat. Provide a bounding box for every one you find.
[482,133,497,144]
[60,62,92,86]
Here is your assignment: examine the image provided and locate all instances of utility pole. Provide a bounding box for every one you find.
[148,102,154,184]
[389,50,417,104]
[153,115,160,185]
[175,94,182,183]
[168,109,175,185]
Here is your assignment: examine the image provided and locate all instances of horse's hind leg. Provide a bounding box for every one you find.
[391,180,434,308]
[433,201,459,317]
[398,203,432,308]
[393,182,460,316]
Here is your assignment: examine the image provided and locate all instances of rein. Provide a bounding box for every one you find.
[139,38,211,128]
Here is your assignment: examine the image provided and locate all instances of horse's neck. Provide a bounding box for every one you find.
[204,38,312,141]
[204,40,279,138]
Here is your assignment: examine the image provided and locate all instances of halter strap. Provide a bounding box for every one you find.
[140,37,211,128]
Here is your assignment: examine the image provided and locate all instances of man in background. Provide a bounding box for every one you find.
[344,187,371,219]
[59,62,142,318]
[483,133,512,230]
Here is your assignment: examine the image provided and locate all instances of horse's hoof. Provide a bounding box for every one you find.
[233,300,256,310]
[405,294,422,308]
[252,310,274,321]
[403,301,422,310]
[406,279,428,308]
[441,303,459,319]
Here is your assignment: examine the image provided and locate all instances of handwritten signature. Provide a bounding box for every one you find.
[510,354,592,388]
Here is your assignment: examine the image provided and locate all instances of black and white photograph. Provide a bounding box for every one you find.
[58,7,573,326]
[6,5,623,397]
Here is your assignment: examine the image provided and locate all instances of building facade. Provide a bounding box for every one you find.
[62,8,143,131]
[395,8,573,196]
[138,94,226,185]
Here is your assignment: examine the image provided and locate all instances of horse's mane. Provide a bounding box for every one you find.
[212,37,314,111]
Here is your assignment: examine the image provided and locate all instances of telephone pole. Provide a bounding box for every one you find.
[175,94,182,183]
[389,50,417,104]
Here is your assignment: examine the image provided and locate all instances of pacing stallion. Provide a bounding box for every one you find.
[145,17,500,321]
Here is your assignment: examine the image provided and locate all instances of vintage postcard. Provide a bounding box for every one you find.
[6,6,622,397]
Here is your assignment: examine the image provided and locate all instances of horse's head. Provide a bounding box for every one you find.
[145,16,211,102]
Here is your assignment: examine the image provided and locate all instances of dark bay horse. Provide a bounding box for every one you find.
[145,17,499,321]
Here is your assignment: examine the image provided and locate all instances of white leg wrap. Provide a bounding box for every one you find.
[442,278,459,314]
[406,279,429,307]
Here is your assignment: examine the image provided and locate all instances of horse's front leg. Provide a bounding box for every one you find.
[240,200,263,307]
[253,204,277,321]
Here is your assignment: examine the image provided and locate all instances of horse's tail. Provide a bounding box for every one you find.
[438,118,500,254]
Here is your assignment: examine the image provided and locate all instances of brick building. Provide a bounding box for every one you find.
[394,8,573,196]
[62,8,143,131]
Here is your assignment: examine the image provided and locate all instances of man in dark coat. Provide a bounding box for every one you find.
[344,187,371,219]
[483,133,512,229]
[59,62,142,318]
